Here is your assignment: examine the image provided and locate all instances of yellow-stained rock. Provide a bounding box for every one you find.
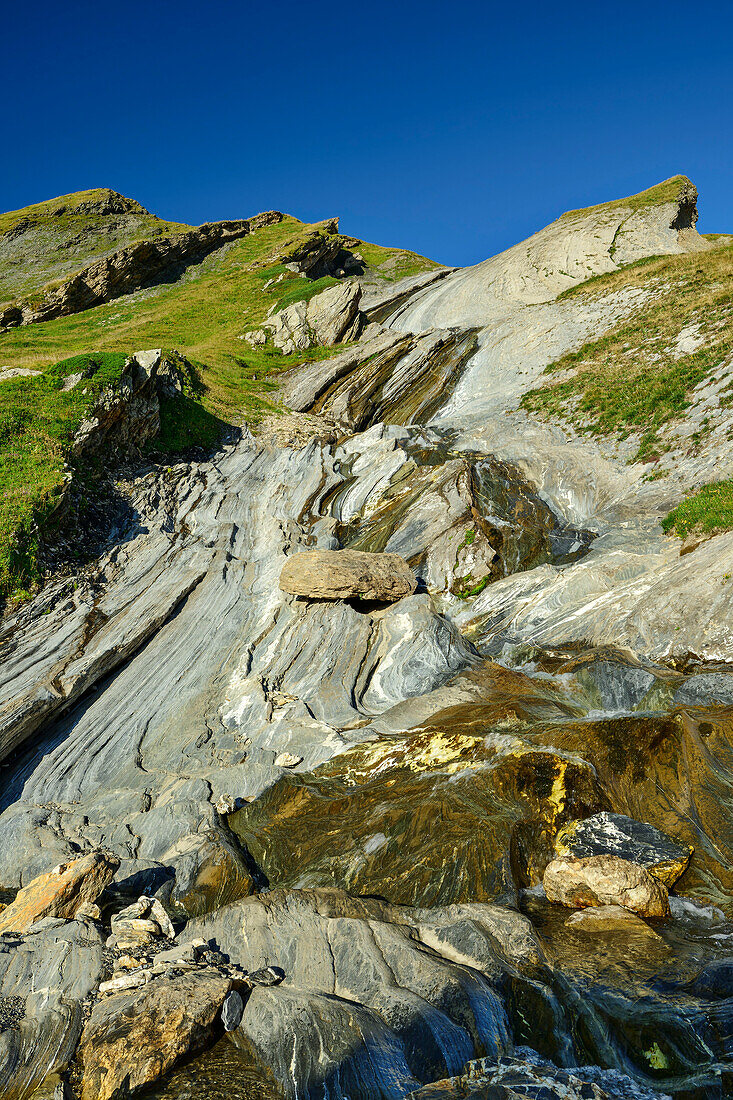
[0,851,120,934]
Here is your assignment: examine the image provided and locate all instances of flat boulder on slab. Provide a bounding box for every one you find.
[554,812,692,888]
[0,851,120,934]
[279,548,417,602]
[79,968,231,1100]
[543,855,670,919]
[565,905,663,939]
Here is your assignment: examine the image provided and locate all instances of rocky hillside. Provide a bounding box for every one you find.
[1,177,733,1100]
[0,195,439,602]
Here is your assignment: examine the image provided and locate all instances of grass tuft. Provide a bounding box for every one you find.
[662,481,733,538]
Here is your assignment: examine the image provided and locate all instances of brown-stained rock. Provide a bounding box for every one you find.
[0,851,120,934]
[79,969,231,1100]
[279,548,417,602]
[543,854,670,918]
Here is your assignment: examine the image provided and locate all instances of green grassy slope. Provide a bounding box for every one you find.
[0,188,192,301]
[521,240,733,534]
[560,175,690,221]
[522,241,733,458]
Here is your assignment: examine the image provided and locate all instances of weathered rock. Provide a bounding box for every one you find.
[554,813,692,888]
[186,887,541,1097]
[264,280,363,354]
[79,969,231,1100]
[406,1051,671,1100]
[279,548,417,602]
[4,213,283,327]
[543,855,670,918]
[0,919,105,1099]
[98,969,153,995]
[0,851,119,934]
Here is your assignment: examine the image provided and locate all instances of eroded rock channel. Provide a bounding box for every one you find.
[1,177,733,1100]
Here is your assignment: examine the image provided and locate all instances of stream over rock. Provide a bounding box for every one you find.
[1,176,733,1099]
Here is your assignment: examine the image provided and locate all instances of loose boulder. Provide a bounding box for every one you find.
[279,548,417,602]
[554,812,692,888]
[79,969,231,1100]
[0,851,120,934]
[543,855,670,919]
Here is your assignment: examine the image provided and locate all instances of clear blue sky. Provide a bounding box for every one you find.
[4,0,731,266]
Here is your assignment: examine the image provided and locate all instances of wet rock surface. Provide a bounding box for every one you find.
[543,855,671,918]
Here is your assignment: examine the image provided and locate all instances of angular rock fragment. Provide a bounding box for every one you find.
[79,969,231,1100]
[0,851,119,934]
[279,548,417,602]
[543,855,670,918]
[554,812,692,887]
[264,280,363,354]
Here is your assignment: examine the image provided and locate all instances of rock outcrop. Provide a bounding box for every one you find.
[0,851,119,934]
[279,548,417,602]
[0,211,282,327]
[186,887,541,1098]
[543,855,671,918]
[262,280,364,354]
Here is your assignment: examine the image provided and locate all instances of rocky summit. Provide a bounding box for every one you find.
[0,176,732,1099]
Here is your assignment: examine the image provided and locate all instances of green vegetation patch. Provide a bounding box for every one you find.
[662,480,733,538]
[0,352,127,601]
[358,240,443,282]
[560,176,688,221]
[521,243,733,461]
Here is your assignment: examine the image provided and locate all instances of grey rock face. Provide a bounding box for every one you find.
[0,919,104,1099]
[386,178,707,334]
[187,888,540,1097]
[0,434,480,905]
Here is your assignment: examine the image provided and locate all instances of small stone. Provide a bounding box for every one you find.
[75,901,102,921]
[274,752,303,768]
[148,898,175,939]
[99,969,152,995]
[114,955,142,971]
[221,989,244,1031]
[248,965,285,987]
